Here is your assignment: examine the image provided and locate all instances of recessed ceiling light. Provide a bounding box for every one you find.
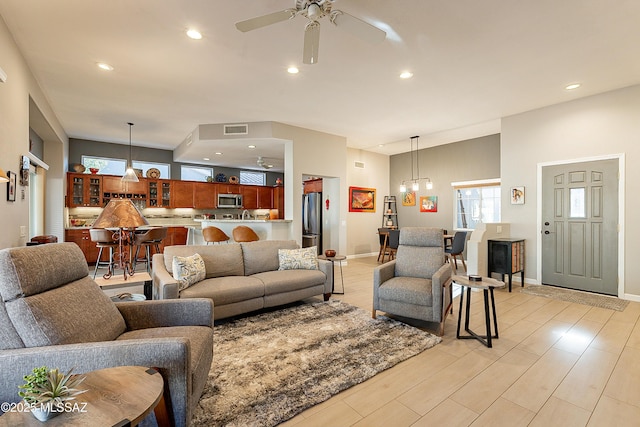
[203,157,210,161]
[248,145,256,149]
[378,144,384,147]
[97,62,114,71]
[287,67,299,74]
[399,71,413,79]
[215,152,222,155]
[186,29,202,40]
[565,83,581,90]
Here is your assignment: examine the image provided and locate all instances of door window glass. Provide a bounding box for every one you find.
[569,187,586,218]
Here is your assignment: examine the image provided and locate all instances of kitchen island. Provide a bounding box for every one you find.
[188,219,292,244]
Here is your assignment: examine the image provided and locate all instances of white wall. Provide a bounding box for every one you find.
[346,148,390,256]
[501,84,640,299]
[0,16,67,249]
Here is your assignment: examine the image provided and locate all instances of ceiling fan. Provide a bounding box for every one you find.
[235,0,386,64]
[256,156,274,169]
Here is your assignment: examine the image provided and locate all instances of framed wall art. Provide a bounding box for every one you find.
[420,195,437,212]
[7,171,16,202]
[511,186,525,204]
[401,191,416,206]
[349,186,376,212]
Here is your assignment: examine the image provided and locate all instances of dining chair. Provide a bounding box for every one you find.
[377,228,390,262]
[445,231,468,273]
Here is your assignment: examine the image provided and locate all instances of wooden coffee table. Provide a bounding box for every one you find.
[452,274,505,348]
[0,366,168,426]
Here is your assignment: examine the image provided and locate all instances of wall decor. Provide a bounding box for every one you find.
[511,186,525,204]
[420,195,437,212]
[7,171,16,201]
[349,186,376,212]
[401,191,416,206]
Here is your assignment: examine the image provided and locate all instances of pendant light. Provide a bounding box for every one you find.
[399,135,433,192]
[121,122,139,183]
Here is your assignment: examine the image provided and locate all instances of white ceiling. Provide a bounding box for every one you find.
[2,0,640,169]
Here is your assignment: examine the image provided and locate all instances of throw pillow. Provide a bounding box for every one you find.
[172,253,206,291]
[278,246,318,270]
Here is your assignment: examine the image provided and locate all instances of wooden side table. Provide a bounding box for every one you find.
[488,238,525,292]
[0,366,168,426]
[94,272,152,300]
[452,275,505,348]
[317,254,346,294]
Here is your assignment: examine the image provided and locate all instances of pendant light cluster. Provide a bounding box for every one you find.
[399,135,433,193]
[121,122,139,183]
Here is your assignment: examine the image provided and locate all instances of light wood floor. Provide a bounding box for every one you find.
[283,256,640,427]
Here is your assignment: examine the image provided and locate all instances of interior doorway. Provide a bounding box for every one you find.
[540,158,620,296]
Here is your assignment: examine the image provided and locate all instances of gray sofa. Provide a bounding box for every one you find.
[0,243,214,426]
[152,240,333,320]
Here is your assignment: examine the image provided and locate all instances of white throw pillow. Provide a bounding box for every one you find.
[278,247,318,270]
[172,253,206,291]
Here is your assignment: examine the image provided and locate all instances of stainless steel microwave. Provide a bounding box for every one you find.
[217,193,243,208]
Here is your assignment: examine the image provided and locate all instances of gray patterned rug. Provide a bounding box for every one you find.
[521,285,629,311]
[192,300,441,427]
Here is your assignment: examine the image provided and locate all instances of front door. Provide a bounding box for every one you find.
[541,159,618,295]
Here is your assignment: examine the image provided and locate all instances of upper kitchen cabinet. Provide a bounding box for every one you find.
[171,181,194,208]
[148,180,171,208]
[217,183,242,194]
[102,175,146,194]
[242,185,273,209]
[193,182,217,209]
[67,173,102,207]
[303,178,323,194]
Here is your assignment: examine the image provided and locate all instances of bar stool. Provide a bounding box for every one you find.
[133,227,168,273]
[203,226,230,244]
[90,229,119,279]
[232,226,259,242]
[377,228,390,262]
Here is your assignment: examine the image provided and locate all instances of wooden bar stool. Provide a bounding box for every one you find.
[203,226,230,244]
[90,229,119,278]
[133,227,168,273]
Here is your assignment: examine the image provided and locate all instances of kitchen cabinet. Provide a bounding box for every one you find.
[67,174,102,207]
[160,226,188,251]
[216,183,242,194]
[102,175,148,209]
[273,186,285,219]
[65,229,101,264]
[193,182,217,209]
[148,180,171,208]
[242,185,274,209]
[171,181,194,208]
[303,178,322,194]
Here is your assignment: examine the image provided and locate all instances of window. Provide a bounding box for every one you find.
[452,180,501,230]
[240,170,266,186]
[181,165,212,182]
[82,156,126,175]
[133,161,170,180]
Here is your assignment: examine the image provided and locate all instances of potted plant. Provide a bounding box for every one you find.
[19,366,86,421]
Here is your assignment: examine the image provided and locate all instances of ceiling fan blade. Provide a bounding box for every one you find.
[330,11,386,43]
[235,9,296,32]
[303,22,321,65]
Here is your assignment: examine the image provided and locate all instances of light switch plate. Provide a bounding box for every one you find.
[20,226,26,237]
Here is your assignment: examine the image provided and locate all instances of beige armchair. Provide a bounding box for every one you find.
[0,243,213,426]
[372,227,453,335]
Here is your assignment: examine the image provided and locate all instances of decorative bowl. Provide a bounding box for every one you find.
[89,167,99,174]
[324,249,336,258]
[72,163,86,173]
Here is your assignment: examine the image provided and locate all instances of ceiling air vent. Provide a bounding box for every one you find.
[354,161,365,169]
[224,124,249,135]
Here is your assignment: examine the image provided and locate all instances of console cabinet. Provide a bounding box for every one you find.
[488,238,525,292]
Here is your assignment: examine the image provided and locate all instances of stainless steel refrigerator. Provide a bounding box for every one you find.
[302,192,322,254]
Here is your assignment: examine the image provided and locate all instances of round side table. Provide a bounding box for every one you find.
[317,254,346,294]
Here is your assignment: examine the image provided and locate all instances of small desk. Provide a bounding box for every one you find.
[94,272,152,300]
[452,275,505,348]
[318,254,346,294]
[0,366,168,427]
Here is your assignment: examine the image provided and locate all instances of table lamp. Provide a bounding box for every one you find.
[92,199,149,280]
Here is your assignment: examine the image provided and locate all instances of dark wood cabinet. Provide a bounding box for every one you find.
[488,238,525,292]
[171,181,194,208]
[273,186,285,219]
[65,229,101,264]
[67,174,102,207]
[193,182,217,209]
[303,178,322,194]
[242,185,273,209]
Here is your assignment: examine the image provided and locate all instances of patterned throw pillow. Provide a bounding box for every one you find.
[172,253,206,291]
[278,247,318,270]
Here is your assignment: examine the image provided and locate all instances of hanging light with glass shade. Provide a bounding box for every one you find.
[121,122,139,183]
[399,135,433,192]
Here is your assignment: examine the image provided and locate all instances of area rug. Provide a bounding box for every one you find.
[192,300,441,427]
[521,285,629,312]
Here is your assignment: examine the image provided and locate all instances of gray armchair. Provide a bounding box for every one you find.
[373,227,452,335]
[0,243,213,426]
